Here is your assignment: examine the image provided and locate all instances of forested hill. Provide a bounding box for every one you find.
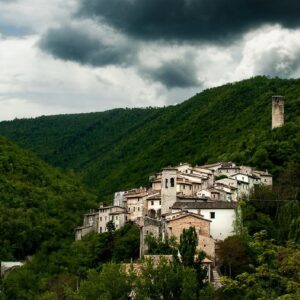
[0,76,300,199]
[0,136,97,261]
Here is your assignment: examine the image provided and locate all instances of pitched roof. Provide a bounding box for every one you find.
[166,212,211,223]
[172,201,237,209]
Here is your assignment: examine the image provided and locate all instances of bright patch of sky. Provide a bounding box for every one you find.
[1,0,300,120]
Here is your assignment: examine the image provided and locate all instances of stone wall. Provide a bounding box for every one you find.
[166,215,215,258]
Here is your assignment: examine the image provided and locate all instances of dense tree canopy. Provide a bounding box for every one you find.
[0,136,97,261]
[0,76,299,299]
[0,76,299,200]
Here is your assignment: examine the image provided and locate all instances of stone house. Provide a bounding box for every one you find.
[252,170,273,186]
[165,212,215,258]
[171,201,237,241]
[75,205,127,240]
[76,161,272,258]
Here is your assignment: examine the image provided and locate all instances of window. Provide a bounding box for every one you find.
[116,216,118,220]
[100,217,102,221]
[151,200,154,206]
[165,178,168,188]
[100,227,102,233]
[159,201,161,205]
[210,212,215,219]
[138,207,140,211]
[183,184,185,189]
[170,177,175,187]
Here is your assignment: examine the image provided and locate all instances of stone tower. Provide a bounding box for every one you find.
[161,168,177,215]
[272,95,284,129]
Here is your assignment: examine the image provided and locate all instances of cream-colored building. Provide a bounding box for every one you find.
[76,161,273,258]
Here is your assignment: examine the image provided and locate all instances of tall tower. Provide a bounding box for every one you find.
[161,168,177,215]
[272,95,284,129]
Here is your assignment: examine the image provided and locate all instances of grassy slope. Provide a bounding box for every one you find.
[0,76,299,198]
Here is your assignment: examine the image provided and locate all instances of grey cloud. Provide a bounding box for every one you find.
[78,0,300,43]
[142,57,200,88]
[255,49,300,78]
[39,25,136,67]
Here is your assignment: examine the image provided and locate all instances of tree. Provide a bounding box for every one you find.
[67,264,130,300]
[178,227,208,291]
[178,227,198,267]
[218,235,252,278]
[145,233,177,255]
[106,220,116,233]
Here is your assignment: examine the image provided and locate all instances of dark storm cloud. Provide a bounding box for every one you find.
[39,25,136,67]
[143,58,200,88]
[78,0,300,42]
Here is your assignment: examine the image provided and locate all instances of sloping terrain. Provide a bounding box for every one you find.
[0,76,299,198]
[0,136,97,260]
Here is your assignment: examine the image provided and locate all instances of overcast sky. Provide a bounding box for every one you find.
[1,0,300,121]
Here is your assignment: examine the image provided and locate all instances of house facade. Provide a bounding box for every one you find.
[76,161,272,261]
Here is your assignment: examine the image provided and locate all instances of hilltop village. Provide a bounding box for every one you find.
[76,162,272,261]
[76,95,283,263]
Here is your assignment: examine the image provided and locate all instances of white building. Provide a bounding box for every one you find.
[171,201,237,240]
[76,161,272,245]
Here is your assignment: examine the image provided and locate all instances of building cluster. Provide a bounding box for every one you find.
[76,161,272,261]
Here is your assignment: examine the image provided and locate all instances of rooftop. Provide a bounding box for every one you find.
[172,201,237,210]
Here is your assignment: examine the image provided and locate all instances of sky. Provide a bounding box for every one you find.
[1,0,300,121]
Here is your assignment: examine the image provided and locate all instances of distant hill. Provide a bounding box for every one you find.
[0,76,299,199]
[0,136,97,260]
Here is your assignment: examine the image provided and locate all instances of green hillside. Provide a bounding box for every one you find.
[0,76,300,199]
[0,136,97,261]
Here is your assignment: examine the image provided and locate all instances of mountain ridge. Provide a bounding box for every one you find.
[0,76,299,199]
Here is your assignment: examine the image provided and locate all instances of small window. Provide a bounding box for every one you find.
[165,178,168,188]
[159,201,161,205]
[151,201,154,205]
[170,177,175,187]
[100,217,102,221]
[116,216,118,220]
[100,227,102,233]
[183,184,185,189]
[138,207,140,211]
[210,212,215,219]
